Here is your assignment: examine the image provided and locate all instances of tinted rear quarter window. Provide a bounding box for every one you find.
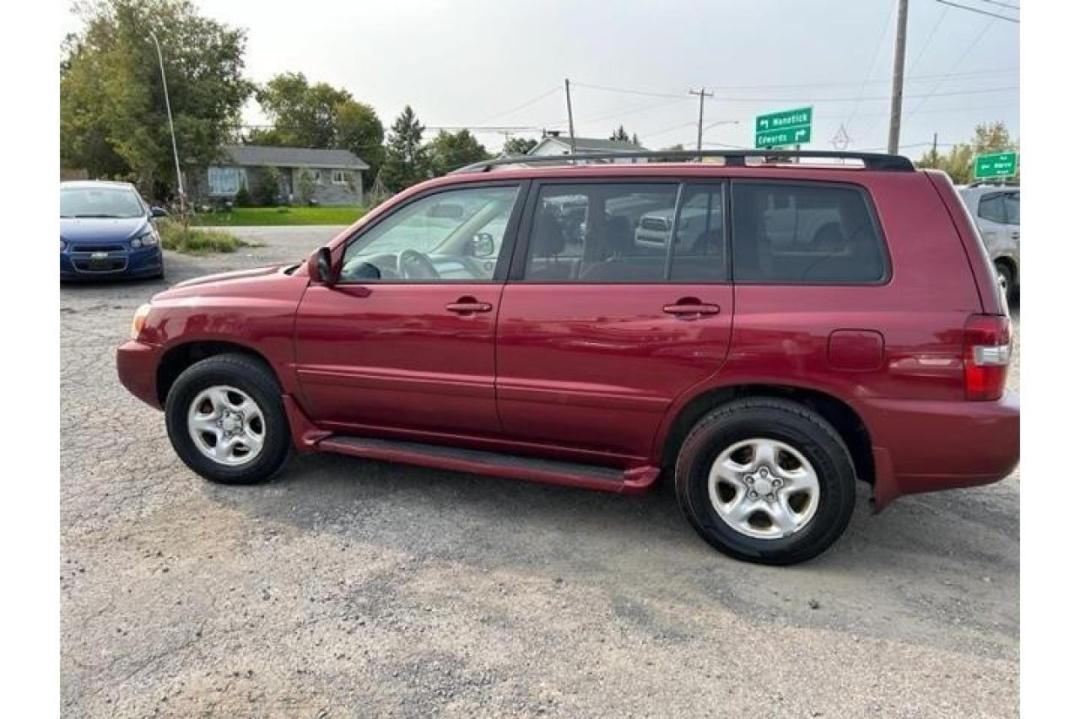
[731,181,887,284]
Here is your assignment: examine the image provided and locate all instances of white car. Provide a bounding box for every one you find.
[958,183,1020,300]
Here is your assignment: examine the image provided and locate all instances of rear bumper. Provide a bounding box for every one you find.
[117,340,163,409]
[865,391,1019,510]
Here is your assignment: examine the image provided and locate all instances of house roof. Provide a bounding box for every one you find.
[221,144,369,170]
[528,136,645,153]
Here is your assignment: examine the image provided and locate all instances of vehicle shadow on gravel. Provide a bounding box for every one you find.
[203,450,1019,579]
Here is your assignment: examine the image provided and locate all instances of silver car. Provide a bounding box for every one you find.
[958,183,1020,299]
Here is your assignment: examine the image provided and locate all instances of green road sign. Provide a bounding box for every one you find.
[755,106,813,148]
[974,151,1018,179]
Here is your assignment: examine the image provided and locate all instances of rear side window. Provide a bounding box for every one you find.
[524,183,677,282]
[670,184,728,282]
[978,193,1008,224]
[731,182,887,284]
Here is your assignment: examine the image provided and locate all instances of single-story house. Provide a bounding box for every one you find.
[193,144,370,206]
[527,134,649,164]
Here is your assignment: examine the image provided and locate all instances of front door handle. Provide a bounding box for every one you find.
[446,298,492,314]
[663,300,721,318]
[1010,231,1020,239]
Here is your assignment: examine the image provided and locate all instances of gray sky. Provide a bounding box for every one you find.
[63,0,1019,157]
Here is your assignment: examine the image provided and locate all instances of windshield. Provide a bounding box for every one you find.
[60,186,145,219]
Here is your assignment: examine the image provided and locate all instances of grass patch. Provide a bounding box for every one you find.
[189,206,367,227]
[159,220,250,255]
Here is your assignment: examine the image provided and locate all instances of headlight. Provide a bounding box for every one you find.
[60,239,66,252]
[130,303,152,340]
[131,228,159,248]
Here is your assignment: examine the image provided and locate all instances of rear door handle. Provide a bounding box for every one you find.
[446,298,492,314]
[1010,231,1020,239]
[663,302,721,317]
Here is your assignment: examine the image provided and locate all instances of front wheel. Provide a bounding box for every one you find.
[165,354,291,484]
[675,398,856,565]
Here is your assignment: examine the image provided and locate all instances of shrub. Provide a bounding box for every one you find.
[297,169,316,205]
[158,220,249,254]
[234,185,252,207]
[252,167,281,206]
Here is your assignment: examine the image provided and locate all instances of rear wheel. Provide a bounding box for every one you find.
[995,260,1016,302]
[675,398,856,565]
[165,354,291,484]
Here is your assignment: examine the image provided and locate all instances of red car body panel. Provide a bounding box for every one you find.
[117,162,1019,510]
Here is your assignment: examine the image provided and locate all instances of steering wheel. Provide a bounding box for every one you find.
[396,249,440,280]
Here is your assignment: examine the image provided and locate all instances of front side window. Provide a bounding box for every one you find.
[340,185,520,282]
[978,193,1007,224]
[731,182,886,284]
[524,183,678,282]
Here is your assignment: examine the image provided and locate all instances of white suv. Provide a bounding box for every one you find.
[958,183,1020,300]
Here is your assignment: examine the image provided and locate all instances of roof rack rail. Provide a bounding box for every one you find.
[967,179,1019,188]
[451,149,916,174]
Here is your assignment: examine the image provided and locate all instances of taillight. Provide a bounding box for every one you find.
[963,314,1012,400]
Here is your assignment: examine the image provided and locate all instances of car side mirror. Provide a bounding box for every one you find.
[470,232,496,257]
[309,246,336,286]
[149,206,168,218]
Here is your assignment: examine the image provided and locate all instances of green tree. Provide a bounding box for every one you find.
[255,72,348,148]
[253,72,384,180]
[381,106,430,192]
[334,99,385,182]
[916,121,1017,184]
[428,129,490,176]
[610,125,631,142]
[60,0,252,198]
[503,136,538,156]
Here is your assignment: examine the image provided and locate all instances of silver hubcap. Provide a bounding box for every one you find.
[707,438,821,540]
[187,385,266,467]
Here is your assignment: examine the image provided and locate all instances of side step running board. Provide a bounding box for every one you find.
[317,436,659,494]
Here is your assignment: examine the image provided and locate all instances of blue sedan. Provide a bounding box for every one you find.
[60,181,166,281]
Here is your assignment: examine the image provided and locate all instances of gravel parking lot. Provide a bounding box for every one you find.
[61,226,1020,718]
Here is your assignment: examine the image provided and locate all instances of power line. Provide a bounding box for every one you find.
[571,81,692,100]
[706,66,1015,92]
[907,4,950,73]
[972,0,1019,9]
[904,18,999,119]
[845,0,896,132]
[934,0,1019,23]
[475,86,562,125]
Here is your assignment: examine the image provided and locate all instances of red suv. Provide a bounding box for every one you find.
[117,150,1018,565]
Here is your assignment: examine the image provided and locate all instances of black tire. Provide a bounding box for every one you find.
[674,398,856,565]
[164,353,291,484]
[994,260,1016,303]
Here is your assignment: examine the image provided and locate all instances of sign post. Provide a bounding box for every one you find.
[973,151,1018,180]
[755,107,813,149]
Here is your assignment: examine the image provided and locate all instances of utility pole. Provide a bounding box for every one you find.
[564,78,577,158]
[930,132,939,165]
[689,87,714,159]
[887,0,910,155]
[149,30,185,218]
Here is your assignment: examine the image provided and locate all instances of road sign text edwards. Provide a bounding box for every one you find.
[755,107,813,148]
[974,151,1018,179]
